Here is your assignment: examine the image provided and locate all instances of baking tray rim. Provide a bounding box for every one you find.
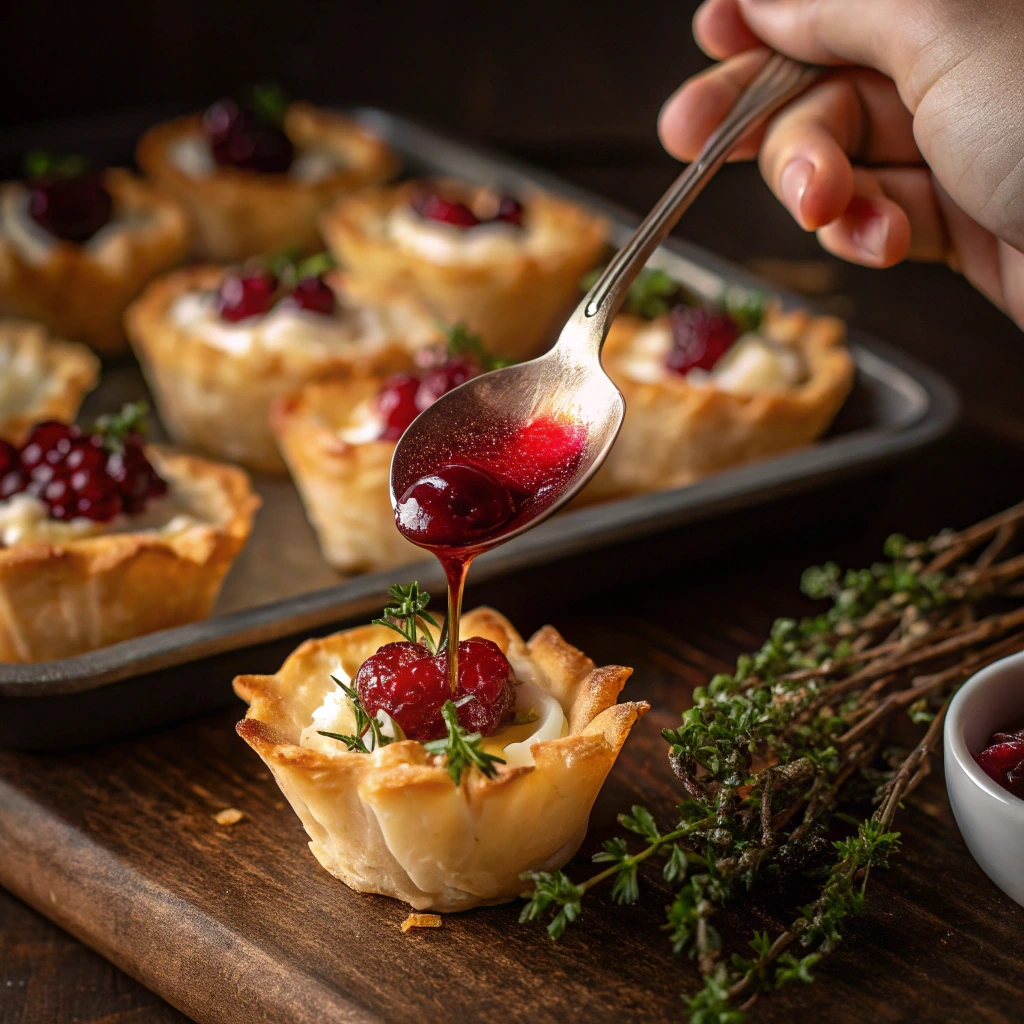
[0,108,959,697]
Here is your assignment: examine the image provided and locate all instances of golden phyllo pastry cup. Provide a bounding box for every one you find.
[137,103,398,262]
[585,306,855,501]
[0,448,259,663]
[320,179,608,361]
[0,170,189,355]
[126,266,441,474]
[271,375,416,573]
[0,318,99,444]
[235,607,647,911]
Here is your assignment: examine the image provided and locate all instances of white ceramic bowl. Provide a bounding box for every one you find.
[944,649,1024,907]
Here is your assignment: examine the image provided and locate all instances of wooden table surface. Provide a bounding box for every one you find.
[4,79,1024,1024]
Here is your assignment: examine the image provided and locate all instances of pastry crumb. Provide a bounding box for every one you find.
[400,913,442,933]
[214,807,244,826]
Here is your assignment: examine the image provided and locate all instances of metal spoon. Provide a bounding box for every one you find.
[390,53,820,533]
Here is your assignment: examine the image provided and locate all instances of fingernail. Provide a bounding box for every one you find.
[779,158,813,228]
[848,197,888,259]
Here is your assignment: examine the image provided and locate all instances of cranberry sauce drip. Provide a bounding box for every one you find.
[665,305,740,376]
[27,172,112,243]
[412,186,525,230]
[1,418,167,523]
[394,416,587,552]
[203,98,294,173]
[216,268,336,322]
[377,354,480,440]
[355,636,516,740]
[973,722,1024,799]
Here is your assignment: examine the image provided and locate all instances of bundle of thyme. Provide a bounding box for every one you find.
[520,501,1024,1021]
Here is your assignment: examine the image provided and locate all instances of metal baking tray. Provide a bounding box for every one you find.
[0,108,958,717]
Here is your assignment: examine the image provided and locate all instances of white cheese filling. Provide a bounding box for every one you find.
[0,186,142,266]
[166,134,345,183]
[387,205,525,264]
[0,492,201,548]
[618,322,805,395]
[168,291,395,357]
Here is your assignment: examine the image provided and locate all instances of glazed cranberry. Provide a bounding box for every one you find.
[494,195,524,227]
[665,306,739,376]
[217,271,277,322]
[28,173,113,243]
[289,275,336,316]
[455,637,516,735]
[355,641,449,741]
[412,189,480,228]
[106,438,166,515]
[19,421,79,472]
[414,355,478,412]
[203,98,294,174]
[355,637,515,741]
[378,373,422,441]
[0,440,26,498]
[395,463,516,548]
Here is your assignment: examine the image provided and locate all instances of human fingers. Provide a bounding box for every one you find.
[692,0,762,60]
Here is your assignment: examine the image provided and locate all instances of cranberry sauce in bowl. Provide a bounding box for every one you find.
[944,648,1024,906]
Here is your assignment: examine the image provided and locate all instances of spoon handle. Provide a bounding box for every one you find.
[571,52,821,345]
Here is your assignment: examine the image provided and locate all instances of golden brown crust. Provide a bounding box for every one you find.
[270,376,417,572]
[137,104,399,262]
[126,265,440,474]
[0,319,99,444]
[0,170,189,355]
[0,448,259,662]
[583,305,856,501]
[234,608,647,911]
[320,178,608,361]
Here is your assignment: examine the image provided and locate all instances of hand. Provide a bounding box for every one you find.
[659,0,1024,327]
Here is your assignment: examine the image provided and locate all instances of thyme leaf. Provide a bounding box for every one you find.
[423,700,505,784]
[317,673,394,753]
[371,581,439,653]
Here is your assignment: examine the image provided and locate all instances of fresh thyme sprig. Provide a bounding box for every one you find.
[518,501,1024,1022]
[317,673,395,753]
[93,402,152,453]
[372,582,440,653]
[24,151,89,180]
[423,700,506,784]
[263,248,336,284]
[248,82,290,126]
[444,321,515,370]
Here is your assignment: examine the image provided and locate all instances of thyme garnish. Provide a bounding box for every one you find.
[248,82,290,127]
[23,151,89,180]
[519,502,1024,1021]
[93,402,152,453]
[317,673,395,753]
[444,321,514,370]
[423,700,506,784]
[263,248,336,284]
[371,582,440,653]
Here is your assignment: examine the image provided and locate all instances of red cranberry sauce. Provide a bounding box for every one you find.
[27,171,113,243]
[355,636,516,741]
[974,722,1024,799]
[665,305,740,377]
[394,416,587,552]
[202,98,294,173]
[2,413,167,525]
[412,185,524,230]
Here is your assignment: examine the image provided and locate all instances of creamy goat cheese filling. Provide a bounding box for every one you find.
[166,134,345,183]
[387,205,525,264]
[0,492,201,548]
[619,322,805,395]
[168,291,403,357]
[0,186,140,266]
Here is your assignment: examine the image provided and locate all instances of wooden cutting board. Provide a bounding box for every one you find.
[2,562,1023,1024]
